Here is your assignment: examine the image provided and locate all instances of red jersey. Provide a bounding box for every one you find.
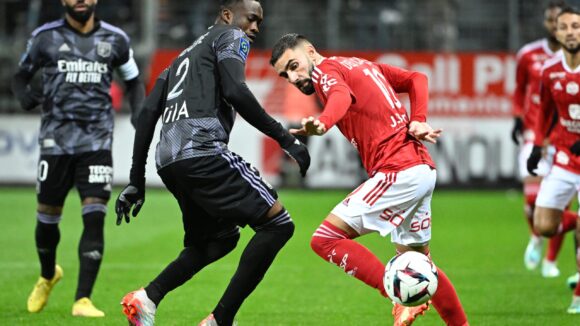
[513,39,558,142]
[312,56,434,176]
[535,53,580,174]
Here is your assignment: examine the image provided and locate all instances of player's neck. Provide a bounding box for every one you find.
[547,39,560,53]
[65,15,95,34]
[564,51,580,70]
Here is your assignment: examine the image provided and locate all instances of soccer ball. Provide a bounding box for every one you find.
[384,251,438,306]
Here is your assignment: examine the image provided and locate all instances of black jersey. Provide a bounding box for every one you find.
[155,24,260,168]
[17,19,139,155]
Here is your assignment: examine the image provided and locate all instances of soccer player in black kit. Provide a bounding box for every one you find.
[115,1,310,325]
[12,0,144,317]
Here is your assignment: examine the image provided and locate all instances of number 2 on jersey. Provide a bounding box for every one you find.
[167,58,190,101]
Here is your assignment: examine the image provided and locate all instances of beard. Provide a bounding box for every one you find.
[297,62,316,95]
[298,79,315,95]
[65,3,95,24]
[563,42,580,54]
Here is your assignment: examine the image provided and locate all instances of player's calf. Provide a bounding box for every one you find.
[310,220,389,298]
[211,209,294,326]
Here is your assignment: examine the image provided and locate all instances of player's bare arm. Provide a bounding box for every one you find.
[408,121,442,144]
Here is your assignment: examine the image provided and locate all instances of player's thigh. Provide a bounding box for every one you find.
[331,164,435,244]
[37,154,75,207]
[536,166,577,211]
[518,143,554,179]
[192,152,278,225]
[74,150,113,202]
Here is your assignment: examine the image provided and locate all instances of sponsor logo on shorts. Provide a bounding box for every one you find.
[88,165,112,183]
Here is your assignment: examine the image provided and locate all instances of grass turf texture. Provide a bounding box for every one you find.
[1,188,579,325]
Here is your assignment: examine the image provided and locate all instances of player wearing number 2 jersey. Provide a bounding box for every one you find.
[115,1,310,325]
[271,34,468,326]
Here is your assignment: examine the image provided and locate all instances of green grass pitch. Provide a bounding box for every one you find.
[1,187,579,325]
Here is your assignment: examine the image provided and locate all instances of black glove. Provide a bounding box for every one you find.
[18,88,43,111]
[571,141,580,156]
[511,117,524,145]
[115,184,145,225]
[526,145,542,176]
[282,138,311,177]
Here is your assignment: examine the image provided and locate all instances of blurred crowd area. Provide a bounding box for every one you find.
[0,0,579,113]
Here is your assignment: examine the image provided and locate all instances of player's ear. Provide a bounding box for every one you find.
[220,8,234,24]
[304,44,317,60]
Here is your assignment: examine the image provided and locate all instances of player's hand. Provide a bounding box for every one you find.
[408,121,442,144]
[511,117,524,145]
[282,138,311,177]
[115,184,145,225]
[570,141,580,156]
[290,116,327,136]
[19,89,43,111]
[526,145,542,176]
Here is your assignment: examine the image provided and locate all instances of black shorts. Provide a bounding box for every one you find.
[158,151,278,246]
[37,150,113,206]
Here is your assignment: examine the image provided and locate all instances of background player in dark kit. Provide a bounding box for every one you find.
[12,0,145,317]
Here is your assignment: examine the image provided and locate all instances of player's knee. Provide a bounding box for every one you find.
[206,231,241,262]
[37,204,63,216]
[37,212,62,225]
[533,215,559,237]
[254,209,294,236]
[310,223,343,258]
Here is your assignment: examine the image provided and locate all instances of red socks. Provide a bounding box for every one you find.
[431,268,469,326]
[310,221,389,298]
[311,220,469,326]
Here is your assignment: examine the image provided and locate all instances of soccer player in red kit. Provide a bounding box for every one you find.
[270,34,468,326]
[527,6,580,314]
[512,0,574,277]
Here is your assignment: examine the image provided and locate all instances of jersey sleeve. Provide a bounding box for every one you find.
[512,53,529,117]
[377,63,428,122]
[17,33,43,77]
[316,64,355,130]
[129,69,168,184]
[214,28,251,65]
[534,69,555,146]
[114,34,139,81]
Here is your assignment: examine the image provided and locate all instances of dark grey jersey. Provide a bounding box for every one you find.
[154,24,252,169]
[17,19,139,155]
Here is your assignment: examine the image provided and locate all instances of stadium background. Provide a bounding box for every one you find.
[1,1,580,325]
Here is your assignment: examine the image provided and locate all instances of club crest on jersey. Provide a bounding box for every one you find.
[238,37,250,61]
[566,82,579,95]
[556,151,569,165]
[97,41,112,58]
[569,104,580,120]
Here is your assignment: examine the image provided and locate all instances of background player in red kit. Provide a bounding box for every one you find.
[512,0,576,277]
[270,34,468,326]
[528,6,580,314]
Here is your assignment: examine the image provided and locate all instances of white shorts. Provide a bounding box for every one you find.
[331,164,436,246]
[536,166,580,211]
[518,143,555,179]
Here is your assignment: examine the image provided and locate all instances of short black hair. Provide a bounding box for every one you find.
[556,5,580,19]
[220,0,259,10]
[546,0,567,10]
[270,33,309,66]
